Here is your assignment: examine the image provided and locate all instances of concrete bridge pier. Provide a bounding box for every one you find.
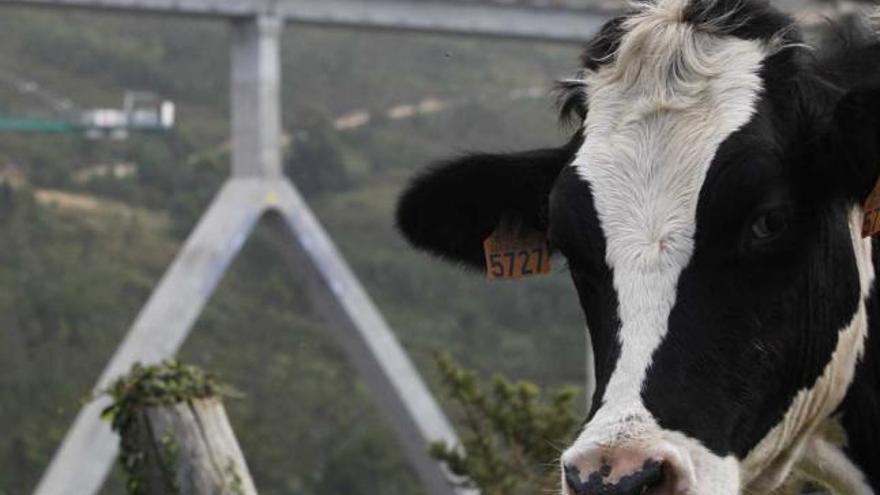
[34,14,466,495]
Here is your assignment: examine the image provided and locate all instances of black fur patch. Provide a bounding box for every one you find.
[682,0,796,42]
[582,15,628,71]
[839,238,880,489]
[813,12,880,91]
[550,167,621,420]
[643,114,862,455]
[633,3,880,462]
[555,16,628,126]
[637,5,880,460]
[555,74,589,127]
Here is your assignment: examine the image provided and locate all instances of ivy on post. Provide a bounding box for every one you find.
[101,360,257,495]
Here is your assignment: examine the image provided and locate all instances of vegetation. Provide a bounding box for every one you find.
[0,6,586,495]
[430,356,827,495]
[429,353,580,495]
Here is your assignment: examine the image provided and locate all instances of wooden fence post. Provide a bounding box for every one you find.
[103,360,257,495]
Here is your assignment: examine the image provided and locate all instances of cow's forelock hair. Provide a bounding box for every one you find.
[557,0,802,125]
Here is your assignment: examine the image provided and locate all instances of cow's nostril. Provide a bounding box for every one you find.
[564,464,586,495]
[565,460,666,495]
[613,460,664,495]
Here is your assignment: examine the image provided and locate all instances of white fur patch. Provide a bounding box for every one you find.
[797,432,872,495]
[742,210,874,491]
[562,1,769,493]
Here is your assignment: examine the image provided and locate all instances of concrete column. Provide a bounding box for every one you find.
[35,12,470,495]
[270,183,469,495]
[231,15,283,178]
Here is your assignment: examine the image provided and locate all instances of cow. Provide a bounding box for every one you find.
[395,0,880,493]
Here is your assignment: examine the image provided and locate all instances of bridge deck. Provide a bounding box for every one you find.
[0,0,615,42]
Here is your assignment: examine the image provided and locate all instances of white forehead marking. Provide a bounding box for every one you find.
[573,23,767,420]
[561,3,829,493]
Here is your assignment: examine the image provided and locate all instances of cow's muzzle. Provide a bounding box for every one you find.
[564,460,665,495]
[561,444,689,495]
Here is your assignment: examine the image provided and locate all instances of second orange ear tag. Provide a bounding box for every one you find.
[482,220,551,280]
[863,177,880,238]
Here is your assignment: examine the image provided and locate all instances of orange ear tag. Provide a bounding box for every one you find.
[482,220,552,280]
[863,177,880,237]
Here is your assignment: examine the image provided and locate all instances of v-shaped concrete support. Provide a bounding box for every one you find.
[34,15,467,495]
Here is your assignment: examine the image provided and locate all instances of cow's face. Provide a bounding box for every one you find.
[396,1,880,493]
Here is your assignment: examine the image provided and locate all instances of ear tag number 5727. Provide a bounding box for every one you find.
[483,221,551,280]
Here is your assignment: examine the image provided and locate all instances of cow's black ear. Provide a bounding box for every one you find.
[824,87,880,203]
[396,135,581,269]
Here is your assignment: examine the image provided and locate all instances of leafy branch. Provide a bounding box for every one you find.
[429,353,580,495]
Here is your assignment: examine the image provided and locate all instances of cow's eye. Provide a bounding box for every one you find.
[751,209,789,243]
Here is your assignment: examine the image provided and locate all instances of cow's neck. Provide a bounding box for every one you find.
[837,236,880,491]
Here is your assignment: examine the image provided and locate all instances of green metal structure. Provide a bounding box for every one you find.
[0,116,78,133]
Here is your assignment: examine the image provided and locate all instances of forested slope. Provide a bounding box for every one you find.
[0,7,588,494]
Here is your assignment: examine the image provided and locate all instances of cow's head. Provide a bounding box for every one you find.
[397,0,880,493]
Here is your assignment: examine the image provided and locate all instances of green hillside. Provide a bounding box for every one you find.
[0,7,588,495]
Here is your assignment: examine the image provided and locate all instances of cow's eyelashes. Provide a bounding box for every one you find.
[749,207,791,246]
